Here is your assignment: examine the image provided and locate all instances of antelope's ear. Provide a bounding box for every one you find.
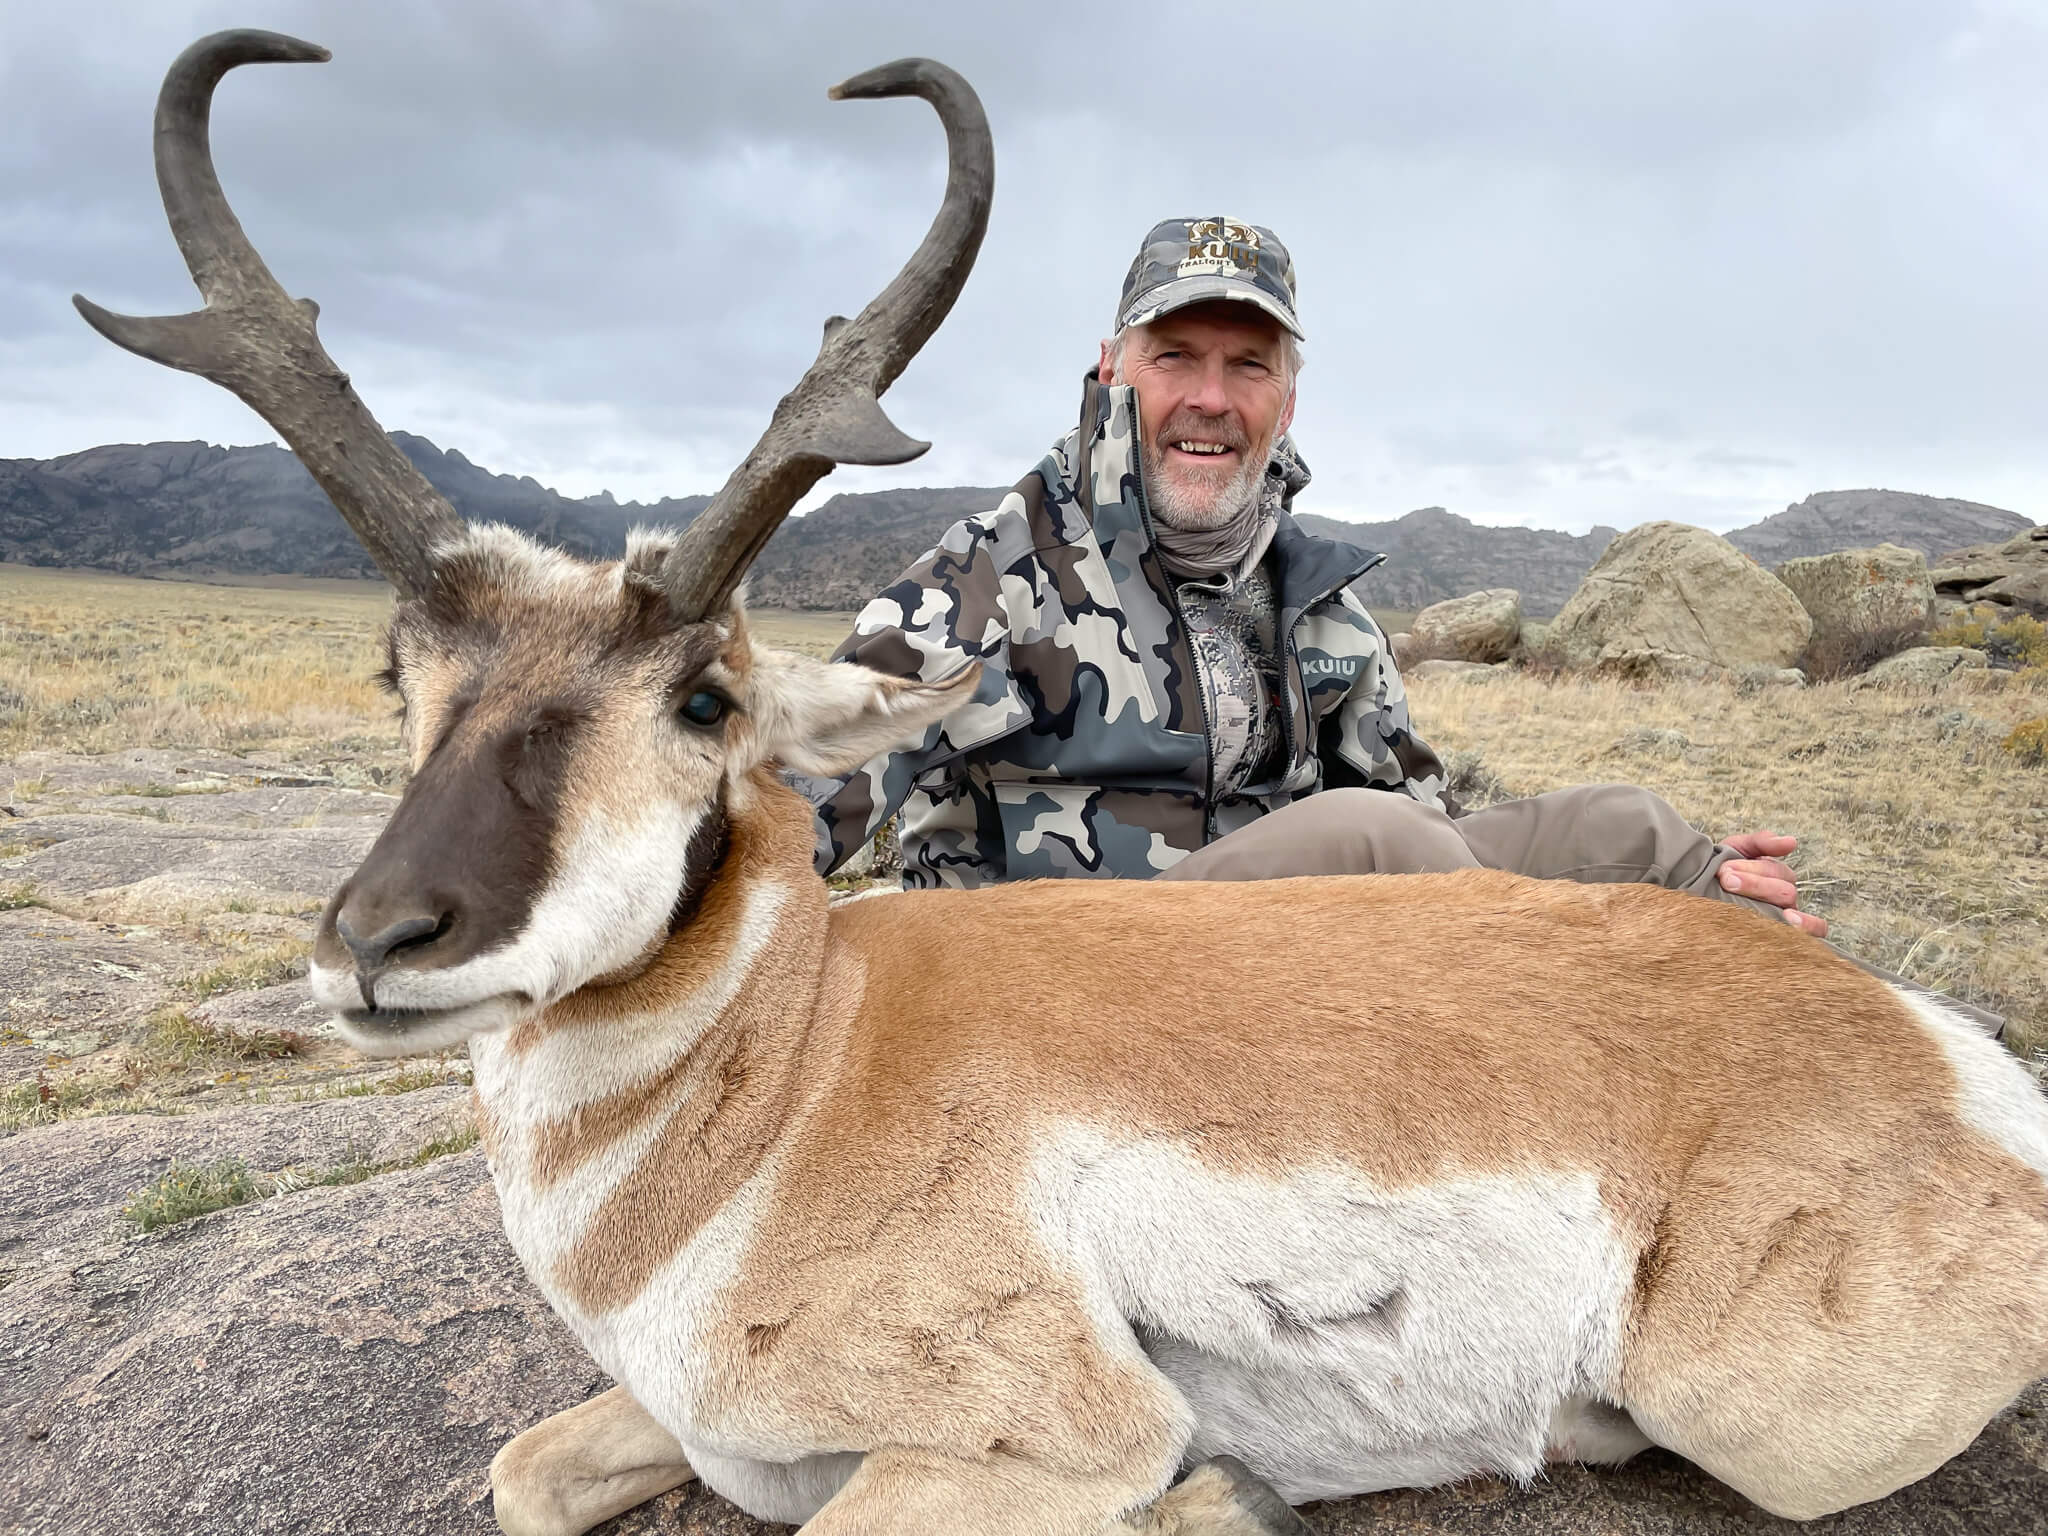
[747,650,980,776]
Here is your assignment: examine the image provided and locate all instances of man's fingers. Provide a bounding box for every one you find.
[1720,866,1798,909]
[1721,857,1794,886]
[1783,907,1830,938]
[1725,831,1798,859]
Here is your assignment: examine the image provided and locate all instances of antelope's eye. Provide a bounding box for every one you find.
[678,690,727,728]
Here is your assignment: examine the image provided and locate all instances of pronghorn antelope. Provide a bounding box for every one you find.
[83,28,2048,1536]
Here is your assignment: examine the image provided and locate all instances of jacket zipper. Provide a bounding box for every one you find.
[1126,444,1217,841]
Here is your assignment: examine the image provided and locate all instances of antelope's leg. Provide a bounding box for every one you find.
[793,1447,1307,1536]
[1118,1458,1312,1536]
[793,1444,1165,1536]
[489,1385,695,1536]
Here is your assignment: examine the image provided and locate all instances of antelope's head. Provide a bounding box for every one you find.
[78,30,991,1053]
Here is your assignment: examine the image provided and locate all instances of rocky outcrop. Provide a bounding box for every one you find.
[1409,590,1522,663]
[1851,646,1992,690]
[1727,490,2032,567]
[1547,523,1812,672]
[1406,659,1505,681]
[0,1115,634,1536]
[1775,545,1932,668]
[1931,524,2048,619]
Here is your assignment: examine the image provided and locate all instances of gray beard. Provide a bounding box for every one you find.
[1143,439,1265,531]
[1141,439,1273,580]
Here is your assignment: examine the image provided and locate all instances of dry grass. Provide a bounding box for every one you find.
[141,1004,312,1071]
[0,1064,151,1132]
[0,566,399,756]
[0,565,856,758]
[117,1121,482,1234]
[173,938,314,1001]
[1409,667,2048,1062]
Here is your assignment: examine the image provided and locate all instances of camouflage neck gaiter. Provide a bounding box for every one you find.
[1151,470,1282,583]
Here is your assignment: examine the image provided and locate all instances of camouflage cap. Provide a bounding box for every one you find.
[1116,217,1303,341]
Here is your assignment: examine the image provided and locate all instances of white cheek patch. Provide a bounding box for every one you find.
[346,802,700,1018]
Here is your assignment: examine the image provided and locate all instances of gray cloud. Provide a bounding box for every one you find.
[3,0,2043,534]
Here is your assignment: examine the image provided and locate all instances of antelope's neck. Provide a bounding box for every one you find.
[470,775,830,1317]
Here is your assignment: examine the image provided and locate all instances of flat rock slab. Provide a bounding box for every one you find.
[0,908,201,1076]
[0,1089,474,1272]
[3,813,380,909]
[2,1108,2040,1536]
[0,1151,602,1536]
[62,785,397,828]
[4,748,351,797]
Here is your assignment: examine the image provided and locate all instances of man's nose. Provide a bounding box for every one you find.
[1183,355,1231,416]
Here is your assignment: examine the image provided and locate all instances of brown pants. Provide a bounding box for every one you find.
[1161,784,2005,1037]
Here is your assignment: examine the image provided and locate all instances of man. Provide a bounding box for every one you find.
[793,214,1829,941]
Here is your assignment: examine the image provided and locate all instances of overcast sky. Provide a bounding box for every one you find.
[3,0,2043,534]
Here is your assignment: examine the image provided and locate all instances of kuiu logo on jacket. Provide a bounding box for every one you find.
[789,378,1452,889]
[1300,656,1362,680]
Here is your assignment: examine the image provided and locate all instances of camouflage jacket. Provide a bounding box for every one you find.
[794,377,1451,887]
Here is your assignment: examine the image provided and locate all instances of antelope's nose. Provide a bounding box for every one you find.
[336,911,450,975]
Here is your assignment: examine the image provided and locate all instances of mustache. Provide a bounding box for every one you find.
[1153,411,1250,454]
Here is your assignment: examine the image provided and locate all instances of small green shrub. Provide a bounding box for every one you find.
[0,1066,141,1131]
[120,1157,259,1233]
[1989,615,2048,671]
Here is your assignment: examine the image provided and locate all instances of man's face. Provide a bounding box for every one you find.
[1099,301,1296,531]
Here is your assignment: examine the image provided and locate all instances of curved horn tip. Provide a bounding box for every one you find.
[828,57,954,101]
[71,292,130,341]
[180,29,332,67]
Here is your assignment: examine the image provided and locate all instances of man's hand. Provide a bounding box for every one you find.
[1718,831,1828,938]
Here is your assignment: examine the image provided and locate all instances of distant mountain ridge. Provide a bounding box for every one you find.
[1299,507,1620,618]
[1724,490,2032,567]
[0,434,706,580]
[2,438,2036,618]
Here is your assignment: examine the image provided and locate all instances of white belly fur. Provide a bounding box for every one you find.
[488,1096,1643,1523]
[1029,1126,1640,1504]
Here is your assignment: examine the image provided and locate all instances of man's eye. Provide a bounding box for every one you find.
[678,690,727,727]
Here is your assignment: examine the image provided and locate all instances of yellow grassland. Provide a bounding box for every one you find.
[0,564,856,757]
[1417,668,2047,1060]
[5,564,2043,1063]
